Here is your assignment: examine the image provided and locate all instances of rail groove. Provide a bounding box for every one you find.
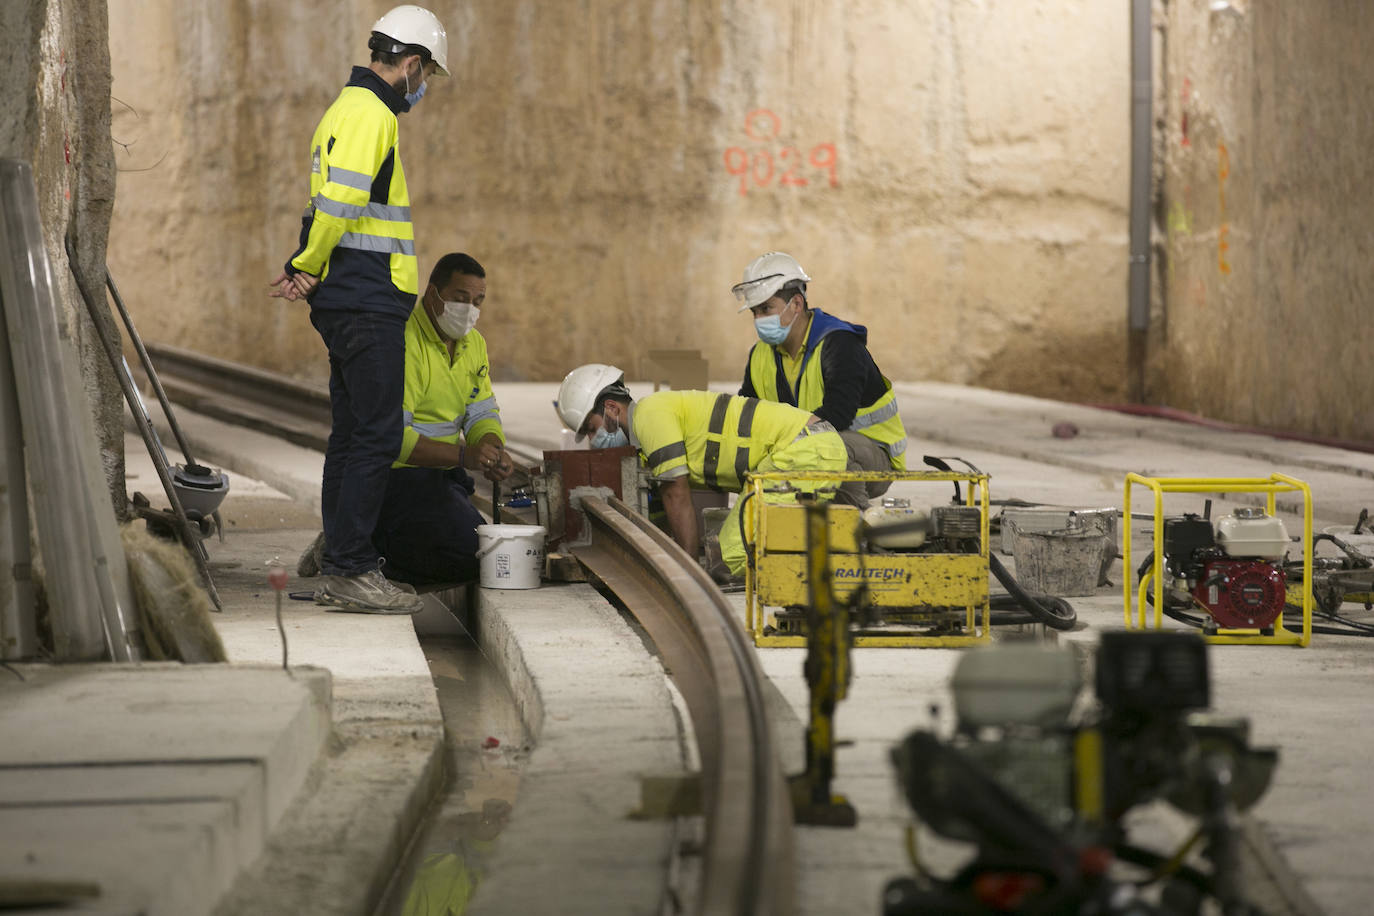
[573,496,795,916]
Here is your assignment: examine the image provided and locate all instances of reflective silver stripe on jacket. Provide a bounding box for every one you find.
[849,399,900,430]
[337,233,416,255]
[327,166,374,191]
[405,410,461,439]
[462,397,501,435]
[413,419,462,438]
[887,437,909,457]
[313,194,412,223]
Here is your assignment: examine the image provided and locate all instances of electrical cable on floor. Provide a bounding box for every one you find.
[267,560,292,674]
[0,660,24,681]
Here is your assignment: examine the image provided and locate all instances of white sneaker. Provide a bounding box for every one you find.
[315,569,424,615]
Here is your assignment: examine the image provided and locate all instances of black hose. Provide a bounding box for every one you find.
[988,552,1077,630]
[736,489,757,569]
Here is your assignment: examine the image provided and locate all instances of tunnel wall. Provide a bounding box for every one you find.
[1,0,122,511]
[1156,0,1374,442]
[105,0,1133,409]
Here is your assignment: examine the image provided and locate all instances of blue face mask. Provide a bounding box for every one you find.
[754,307,795,346]
[403,62,427,107]
[591,424,629,449]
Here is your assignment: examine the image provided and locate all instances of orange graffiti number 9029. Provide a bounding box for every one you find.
[723,110,839,197]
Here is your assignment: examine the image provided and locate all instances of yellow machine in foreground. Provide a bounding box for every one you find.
[743,468,992,648]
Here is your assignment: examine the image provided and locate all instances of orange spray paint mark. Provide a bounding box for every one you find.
[724,112,839,195]
[1180,78,1191,147]
[1217,142,1231,275]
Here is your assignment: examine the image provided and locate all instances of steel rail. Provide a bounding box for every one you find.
[143,343,545,467]
[144,342,334,451]
[573,496,794,916]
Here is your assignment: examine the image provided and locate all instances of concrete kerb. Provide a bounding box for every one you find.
[462,582,689,916]
[0,663,331,916]
[201,526,447,916]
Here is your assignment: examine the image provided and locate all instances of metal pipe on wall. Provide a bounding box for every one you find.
[0,159,140,661]
[1127,0,1154,402]
[0,293,37,660]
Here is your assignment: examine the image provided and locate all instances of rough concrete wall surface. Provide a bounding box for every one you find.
[0,0,122,513]
[1159,0,1374,441]
[105,0,1133,403]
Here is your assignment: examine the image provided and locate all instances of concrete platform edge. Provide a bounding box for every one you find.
[465,584,688,915]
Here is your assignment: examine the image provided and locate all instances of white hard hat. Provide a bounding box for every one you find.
[731,251,811,311]
[370,5,450,76]
[556,364,627,440]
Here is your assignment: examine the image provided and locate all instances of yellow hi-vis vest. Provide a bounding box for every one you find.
[292,68,417,308]
[395,303,504,467]
[745,324,908,470]
[631,391,813,491]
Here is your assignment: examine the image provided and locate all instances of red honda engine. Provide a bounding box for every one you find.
[1190,558,1286,629]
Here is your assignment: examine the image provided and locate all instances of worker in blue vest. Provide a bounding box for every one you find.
[732,251,908,508]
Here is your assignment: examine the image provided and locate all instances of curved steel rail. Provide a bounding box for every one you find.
[144,342,546,465]
[574,496,794,916]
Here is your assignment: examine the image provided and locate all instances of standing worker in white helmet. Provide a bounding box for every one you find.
[269,5,449,614]
[733,252,909,509]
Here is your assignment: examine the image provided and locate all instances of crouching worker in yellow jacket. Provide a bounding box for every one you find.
[372,252,517,585]
[555,365,846,577]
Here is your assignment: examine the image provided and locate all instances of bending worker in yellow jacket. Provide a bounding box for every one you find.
[733,251,907,509]
[556,365,846,576]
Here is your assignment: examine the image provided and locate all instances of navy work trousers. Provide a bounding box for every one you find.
[372,466,485,586]
[310,309,407,577]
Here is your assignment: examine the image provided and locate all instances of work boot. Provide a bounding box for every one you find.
[708,561,746,590]
[296,531,326,577]
[314,569,424,615]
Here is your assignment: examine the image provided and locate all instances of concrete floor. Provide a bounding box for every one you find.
[28,382,1372,914]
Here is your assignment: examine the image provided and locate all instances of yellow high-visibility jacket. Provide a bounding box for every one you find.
[288,66,417,316]
[740,309,908,469]
[630,390,816,491]
[395,303,504,467]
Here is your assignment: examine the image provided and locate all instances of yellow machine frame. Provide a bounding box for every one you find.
[744,469,993,648]
[1122,473,1313,647]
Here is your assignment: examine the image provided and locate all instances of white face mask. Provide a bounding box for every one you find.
[434,300,480,339]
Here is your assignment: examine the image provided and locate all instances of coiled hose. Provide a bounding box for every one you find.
[988,552,1078,630]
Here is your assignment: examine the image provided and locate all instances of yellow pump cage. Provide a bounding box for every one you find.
[742,469,993,648]
[1122,473,1313,647]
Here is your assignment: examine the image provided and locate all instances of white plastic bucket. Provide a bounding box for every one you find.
[475,524,545,589]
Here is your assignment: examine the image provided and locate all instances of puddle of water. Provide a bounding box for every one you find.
[379,633,530,916]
